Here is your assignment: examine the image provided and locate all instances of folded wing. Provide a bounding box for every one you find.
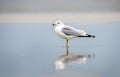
[62,26,87,37]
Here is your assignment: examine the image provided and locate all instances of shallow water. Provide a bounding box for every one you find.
[0,22,120,77]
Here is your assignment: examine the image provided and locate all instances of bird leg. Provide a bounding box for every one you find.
[66,39,69,48]
[66,39,69,55]
[66,45,69,55]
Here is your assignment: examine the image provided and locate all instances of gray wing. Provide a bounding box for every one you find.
[62,26,86,36]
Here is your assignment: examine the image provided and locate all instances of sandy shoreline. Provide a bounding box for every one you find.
[0,13,120,24]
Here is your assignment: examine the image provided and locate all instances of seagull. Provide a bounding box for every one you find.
[52,20,95,48]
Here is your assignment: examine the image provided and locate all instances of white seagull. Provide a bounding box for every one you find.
[53,21,95,48]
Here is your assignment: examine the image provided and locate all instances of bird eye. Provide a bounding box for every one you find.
[57,22,60,24]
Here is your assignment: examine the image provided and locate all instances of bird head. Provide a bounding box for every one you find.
[52,21,64,26]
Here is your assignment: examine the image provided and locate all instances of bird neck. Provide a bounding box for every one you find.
[57,24,65,28]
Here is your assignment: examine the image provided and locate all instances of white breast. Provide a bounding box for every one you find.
[55,26,66,39]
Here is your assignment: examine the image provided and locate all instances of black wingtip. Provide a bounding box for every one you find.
[87,34,95,38]
[78,34,95,38]
[92,35,95,38]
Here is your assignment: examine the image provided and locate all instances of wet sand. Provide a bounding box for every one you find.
[0,12,120,24]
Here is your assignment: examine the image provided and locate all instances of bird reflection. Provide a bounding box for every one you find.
[55,47,94,69]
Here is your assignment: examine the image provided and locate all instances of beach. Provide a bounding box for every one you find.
[0,12,120,24]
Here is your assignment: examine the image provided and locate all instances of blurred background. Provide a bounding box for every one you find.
[0,0,120,77]
[0,0,120,13]
[0,0,120,23]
